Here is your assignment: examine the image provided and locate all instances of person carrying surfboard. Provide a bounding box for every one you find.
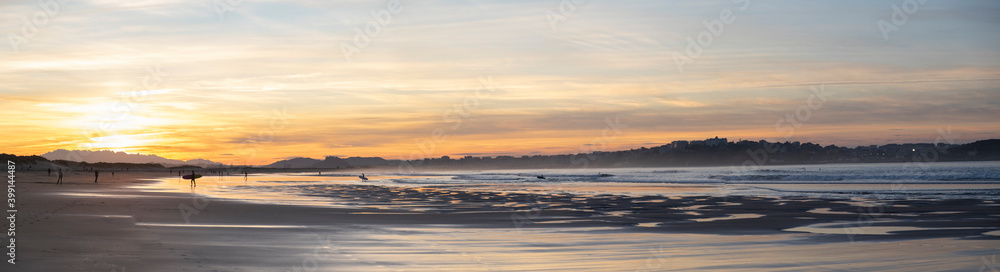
[190,170,197,187]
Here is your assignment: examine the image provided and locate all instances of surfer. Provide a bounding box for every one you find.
[190,171,197,187]
[359,173,369,181]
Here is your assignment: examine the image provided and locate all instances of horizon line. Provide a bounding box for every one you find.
[25,137,997,166]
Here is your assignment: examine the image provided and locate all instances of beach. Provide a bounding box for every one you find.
[11,167,1000,271]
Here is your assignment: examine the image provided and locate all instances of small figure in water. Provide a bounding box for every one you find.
[94,170,100,183]
[359,173,368,181]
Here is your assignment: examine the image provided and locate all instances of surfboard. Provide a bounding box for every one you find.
[182,174,203,179]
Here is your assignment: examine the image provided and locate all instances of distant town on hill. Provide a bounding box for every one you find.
[5,138,998,171]
[384,137,1000,170]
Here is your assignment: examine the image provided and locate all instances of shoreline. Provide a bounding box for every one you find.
[11,170,1000,271]
[16,159,1000,176]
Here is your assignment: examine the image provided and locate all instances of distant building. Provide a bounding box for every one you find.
[670,140,689,149]
[705,136,727,147]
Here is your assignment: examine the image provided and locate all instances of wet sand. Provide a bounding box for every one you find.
[10,171,1000,271]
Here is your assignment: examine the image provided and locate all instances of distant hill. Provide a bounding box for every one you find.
[184,158,225,167]
[945,139,1000,160]
[42,149,223,167]
[1,153,63,170]
[2,153,165,171]
[265,157,321,168]
[344,156,395,167]
[265,156,352,168]
[312,156,350,168]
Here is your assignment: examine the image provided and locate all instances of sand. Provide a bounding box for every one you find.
[7,170,999,271]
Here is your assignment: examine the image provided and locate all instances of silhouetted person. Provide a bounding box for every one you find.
[111,170,115,177]
[190,171,197,187]
[94,170,99,183]
[359,173,368,181]
[56,169,63,185]
[47,168,51,176]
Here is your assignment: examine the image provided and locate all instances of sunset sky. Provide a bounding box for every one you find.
[2,0,998,165]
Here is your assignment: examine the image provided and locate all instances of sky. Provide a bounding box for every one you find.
[1,0,998,165]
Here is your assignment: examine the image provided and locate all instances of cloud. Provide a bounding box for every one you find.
[2,1,999,162]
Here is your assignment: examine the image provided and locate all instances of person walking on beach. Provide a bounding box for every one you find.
[190,171,197,187]
[94,170,100,183]
[47,168,51,176]
[56,169,63,185]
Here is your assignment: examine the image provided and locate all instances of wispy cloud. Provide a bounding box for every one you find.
[2,0,998,162]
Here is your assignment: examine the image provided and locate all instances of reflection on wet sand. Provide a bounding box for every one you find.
[132,173,1000,271]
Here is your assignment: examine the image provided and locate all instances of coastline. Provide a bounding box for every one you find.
[11,170,1000,271]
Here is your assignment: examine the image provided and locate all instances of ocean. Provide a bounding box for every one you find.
[161,161,1000,203]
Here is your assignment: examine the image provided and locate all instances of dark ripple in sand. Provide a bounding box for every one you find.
[240,183,1000,241]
